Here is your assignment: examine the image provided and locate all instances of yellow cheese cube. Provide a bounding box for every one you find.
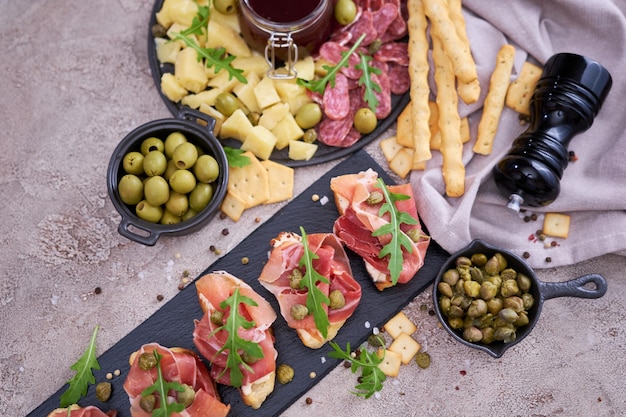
[180,88,223,109]
[258,103,290,131]
[155,37,182,64]
[254,76,282,109]
[220,109,254,142]
[293,56,315,80]
[175,47,208,93]
[288,140,317,161]
[206,19,251,58]
[233,71,261,113]
[241,125,278,160]
[198,103,225,136]
[207,69,240,92]
[156,0,198,28]
[232,53,270,79]
[160,73,188,102]
[272,113,304,150]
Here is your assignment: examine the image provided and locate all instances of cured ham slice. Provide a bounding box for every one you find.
[47,405,116,417]
[122,343,229,417]
[258,232,362,349]
[331,169,430,290]
[193,271,277,410]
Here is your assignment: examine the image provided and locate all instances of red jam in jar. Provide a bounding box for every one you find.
[237,0,333,78]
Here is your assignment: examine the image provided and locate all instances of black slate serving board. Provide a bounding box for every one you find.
[29,150,449,417]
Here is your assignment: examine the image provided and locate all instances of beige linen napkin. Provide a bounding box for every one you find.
[410,0,626,268]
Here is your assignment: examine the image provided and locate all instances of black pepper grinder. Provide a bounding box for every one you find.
[493,53,612,212]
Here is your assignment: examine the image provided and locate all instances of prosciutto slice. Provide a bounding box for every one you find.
[122,343,229,417]
[193,271,277,409]
[258,232,362,348]
[331,169,430,290]
[47,406,116,417]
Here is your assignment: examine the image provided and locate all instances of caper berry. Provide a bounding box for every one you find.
[276,364,295,384]
[140,394,157,412]
[289,268,304,289]
[210,310,224,326]
[290,304,309,320]
[178,384,195,408]
[329,289,346,309]
[138,352,157,370]
[366,190,383,205]
[95,382,112,402]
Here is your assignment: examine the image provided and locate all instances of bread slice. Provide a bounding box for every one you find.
[296,319,346,349]
[240,371,276,409]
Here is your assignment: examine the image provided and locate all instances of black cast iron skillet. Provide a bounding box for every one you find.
[433,239,607,358]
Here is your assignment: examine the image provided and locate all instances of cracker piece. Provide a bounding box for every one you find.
[227,151,270,208]
[395,103,414,148]
[543,212,571,239]
[377,348,403,378]
[389,148,416,178]
[220,190,247,222]
[380,136,403,162]
[384,311,417,339]
[506,61,542,116]
[388,332,422,365]
[260,159,294,204]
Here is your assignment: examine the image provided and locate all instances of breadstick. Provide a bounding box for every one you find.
[447,0,480,104]
[432,34,464,197]
[424,0,477,85]
[473,44,516,155]
[407,0,432,166]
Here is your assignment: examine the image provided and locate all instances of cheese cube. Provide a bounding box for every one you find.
[220,109,254,142]
[241,125,278,160]
[254,76,282,109]
[288,140,317,161]
[272,113,304,150]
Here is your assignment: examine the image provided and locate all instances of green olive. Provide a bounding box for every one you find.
[214,0,236,14]
[193,154,220,183]
[122,151,145,175]
[169,169,197,194]
[295,102,322,129]
[118,174,144,205]
[165,191,189,217]
[215,92,240,117]
[140,137,164,155]
[143,175,170,206]
[163,159,178,181]
[353,107,377,134]
[189,183,214,212]
[164,131,188,158]
[142,150,167,176]
[334,0,357,25]
[160,210,182,225]
[135,200,163,223]
[172,142,198,169]
[182,208,198,221]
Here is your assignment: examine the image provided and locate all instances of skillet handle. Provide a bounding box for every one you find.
[540,274,607,300]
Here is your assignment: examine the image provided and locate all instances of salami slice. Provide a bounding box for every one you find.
[374,42,409,65]
[323,72,350,120]
[317,116,354,147]
[372,3,398,38]
[369,60,392,119]
[346,10,378,46]
[388,62,410,95]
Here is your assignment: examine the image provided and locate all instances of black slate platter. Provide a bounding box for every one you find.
[29,150,449,417]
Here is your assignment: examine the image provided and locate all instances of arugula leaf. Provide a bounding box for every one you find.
[170,6,247,84]
[59,325,101,407]
[213,287,264,388]
[297,33,367,94]
[141,350,187,417]
[223,146,251,167]
[355,53,382,113]
[298,226,331,339]
[328,339,386,398]
[371,178,419,285]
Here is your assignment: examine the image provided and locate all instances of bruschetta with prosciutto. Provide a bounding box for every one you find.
[193,271,277,410]
[122,343,229,417]
[258,230,362,349]
[331,169,430,291]
[47,405,116,417]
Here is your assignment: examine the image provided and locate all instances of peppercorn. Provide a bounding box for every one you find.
[94,287,102,295]
[221,228,229,236]
[523,251,530,259]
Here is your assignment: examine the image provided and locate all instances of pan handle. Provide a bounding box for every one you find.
[540,274,607,301]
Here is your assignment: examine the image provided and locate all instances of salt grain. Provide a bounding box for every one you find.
[50,295,59,305]
[364,321,371,329]
[319,195,329,205]
[321,357,326,364]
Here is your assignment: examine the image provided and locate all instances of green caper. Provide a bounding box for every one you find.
[437,282,453,298]
[366,190,383,205]
[415,351,431,369]
[484,255,500,275]
[448,317,464,329]
[302,128,317,143]
[123,151,145,175]
[469,266,484,283]
[138,352,157,370]
[353,107,377,134]
[514,311,530,327]
[210,310,224,326]
[172,142,198,170]
[276,364,295,384]
[290,304,308,320]
[486,274,502,289]
[470,253,488,267]
[456,256,472,268]
[442,269,460,286]
[141,137,164,155]
[472,313,494,329]
[498,308,519,323]
[334,0,357,25]
[479,281,498,301]
[289,268,303,289]
[463,280,481,298]
[329,289,346,309]
[438,296,451,315]
[140,394,157,413]
[500,279,520,298]
[500,268,517,281]
[406,228,425,243]
[295,102,323,129]
[494,327,516,343]
[151,23,167,38]
[215,92,240,117]
[95,382,112,402]
[481,327,495,344]
[242,351,260,364]
[178,384,195,408]
[247,112,261,126]
[494,253,508,272]
[367,334,384,347]
[368,39,382,55]
[517,273,532,292]
[467,299,487,318]
[522,293,535,310]
[503,296,524,313]
[214,0,236,14]
[447,305,465,319]
[463,326,483,343]
[486,298,503,315]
